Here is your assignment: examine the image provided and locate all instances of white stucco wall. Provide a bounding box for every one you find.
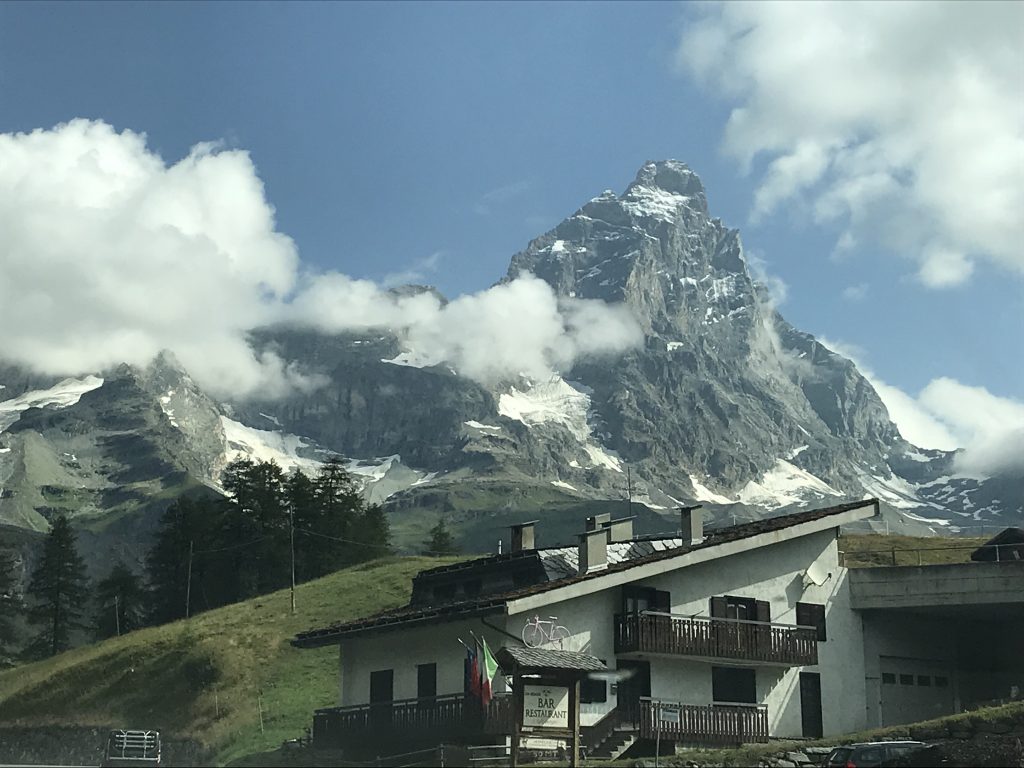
[615,529,866,738]
[511,588,619,726]
[339,618,509,706]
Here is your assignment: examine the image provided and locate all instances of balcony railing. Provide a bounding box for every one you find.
[614,611,818,666]
[313,693,511,749]
[637,697,769,746]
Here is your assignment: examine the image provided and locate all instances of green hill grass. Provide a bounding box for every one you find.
[0,555,458,765]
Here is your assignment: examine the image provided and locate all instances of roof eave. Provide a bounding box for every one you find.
[291,603,506,648]
[504,500,878,615]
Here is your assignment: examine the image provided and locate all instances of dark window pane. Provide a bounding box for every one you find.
[882,673,896,685]
[712,666,757,704]
[580,680,602,703]
[900,674,914,686]
[917,675,932,686]
[935,676,949,688]
[417,663,437,699]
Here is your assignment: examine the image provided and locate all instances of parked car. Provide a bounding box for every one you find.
[824,741,926,767]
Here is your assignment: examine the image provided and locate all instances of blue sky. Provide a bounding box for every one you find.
[1,1,1021,445]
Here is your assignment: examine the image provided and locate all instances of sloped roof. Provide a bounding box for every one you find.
[496,646,607,673]
[292,498,877,648]
[971,527,1024,562]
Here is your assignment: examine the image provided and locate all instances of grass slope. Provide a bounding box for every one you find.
[839,533,989,567]
[0,555,457,765]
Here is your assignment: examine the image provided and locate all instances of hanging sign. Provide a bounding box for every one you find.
[522,684,569,729]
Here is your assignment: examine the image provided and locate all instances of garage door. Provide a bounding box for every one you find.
[879,656,955,726]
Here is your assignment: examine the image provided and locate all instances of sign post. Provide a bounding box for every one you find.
[496,647,605,768]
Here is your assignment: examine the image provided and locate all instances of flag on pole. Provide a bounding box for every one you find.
[464,643,480,698]
[479,637,499,706]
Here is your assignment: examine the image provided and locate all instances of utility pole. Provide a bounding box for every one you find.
[114,595,120,637]
[626,465,633,518]
[185,540,194,619]
[289,500,296,615]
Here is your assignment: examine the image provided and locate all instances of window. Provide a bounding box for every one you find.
[417,663,437,700]
[935,676,949,688]
[899,674,914,686]
[796,602,827,641]
[623,586,670,615]
[882,673,897,685]
[580,678,606,703]
[712,666,757,704]
[917,675,932,687]
[710,595,770,623]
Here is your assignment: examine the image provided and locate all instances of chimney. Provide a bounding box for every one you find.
[578,529,608,574]
[510,521,538,553]
[680,505,704,545]
[585,512,612,532]
[604,516,635,543]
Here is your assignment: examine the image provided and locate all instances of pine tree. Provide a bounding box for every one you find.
[221,458,289,599]
[27,515,89,657]
[95,561,147,639]
[424,517,458,556]
[299,458,364,575]
[354,503,392,562]
[146,495,220,624]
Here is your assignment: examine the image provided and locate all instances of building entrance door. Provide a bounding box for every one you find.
[370,668,394,730]
[800,672,823,738]
[616,660,651,728]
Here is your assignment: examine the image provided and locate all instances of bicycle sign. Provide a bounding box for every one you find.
[521,615,570,648]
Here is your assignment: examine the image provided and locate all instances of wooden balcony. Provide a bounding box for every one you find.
[614,612,818,666]
[637,697,769,746]
[313,693,511,749]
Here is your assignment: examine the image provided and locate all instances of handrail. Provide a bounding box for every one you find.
[639,609,817,631]
[316,692,464,714]
[640,696,766,709]
[839,541,1019,565]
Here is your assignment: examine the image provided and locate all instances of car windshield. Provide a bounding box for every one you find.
[827,748,853,765]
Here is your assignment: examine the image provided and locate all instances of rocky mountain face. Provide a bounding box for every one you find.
[1,160,1019,560]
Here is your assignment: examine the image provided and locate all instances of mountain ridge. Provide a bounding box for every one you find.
[0,160,1019,561]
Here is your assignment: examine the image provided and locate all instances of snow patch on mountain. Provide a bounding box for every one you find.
[221,416,323,475]
[381,349,438,369]
[737,459,842,508]
[621,185,691,222]
[158,390,179,428]
[0,375,104,432]
[689,475,734,505]
[498,376,623,472]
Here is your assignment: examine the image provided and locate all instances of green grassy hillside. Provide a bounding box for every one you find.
[0,555,458,764]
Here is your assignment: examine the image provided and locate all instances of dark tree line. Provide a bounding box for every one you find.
[0,457,391,658]
[145,456,391,622]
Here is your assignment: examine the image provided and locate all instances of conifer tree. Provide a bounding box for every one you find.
[27,515,89,657]
[146,495,219,624]
[95,561,147,639]
[424,517,458,556]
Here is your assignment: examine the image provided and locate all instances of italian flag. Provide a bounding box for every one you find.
[478,637,499,706]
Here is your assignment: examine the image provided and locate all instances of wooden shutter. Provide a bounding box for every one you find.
[710,596,727,618]
[654,590,671,612]
[755,600,771,623]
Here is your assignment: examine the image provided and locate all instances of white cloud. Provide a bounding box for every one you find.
[678,2,1024,287]
[474,179,532,216]
[818,337,1024,475]
[841,283,869,302]
[380,250,444,288]
[0,120,642,398]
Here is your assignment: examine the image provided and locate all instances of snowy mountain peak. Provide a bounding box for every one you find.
[626,159,707,214]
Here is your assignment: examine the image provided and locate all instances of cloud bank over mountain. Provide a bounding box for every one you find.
[0,120,641,397]
[678,1,1024,287]
[821,338,1024,476]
